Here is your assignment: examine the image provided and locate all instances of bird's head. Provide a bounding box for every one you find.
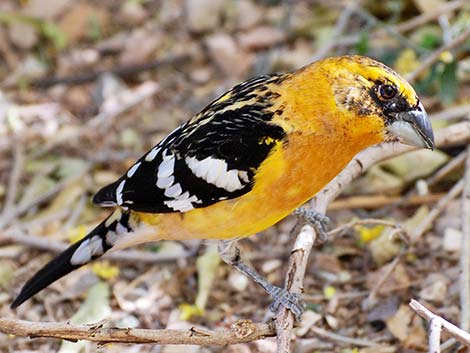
[327,55,434,150]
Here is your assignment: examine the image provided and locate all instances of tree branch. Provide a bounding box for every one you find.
[3,121,470,348]
[275,121,470,352]
[0,318,275,345]
[410,299,470,348]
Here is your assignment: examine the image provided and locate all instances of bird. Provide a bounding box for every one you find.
[11,55,434,317]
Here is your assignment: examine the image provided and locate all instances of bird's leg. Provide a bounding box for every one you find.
[217,240,305,320]
[292,207,330,244]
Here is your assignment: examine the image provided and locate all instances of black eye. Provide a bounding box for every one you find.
[378,84,397,100]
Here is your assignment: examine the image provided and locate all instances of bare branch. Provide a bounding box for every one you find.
[0,230,198,264]
[406,28,470,83]
[3,122,470,347]
[460,146,470,331]
[410,299,470,347]
[276,121,470,352]
[0,318,275,345]
[429,318,443,353]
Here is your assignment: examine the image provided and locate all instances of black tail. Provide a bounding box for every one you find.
[11,210,132,309]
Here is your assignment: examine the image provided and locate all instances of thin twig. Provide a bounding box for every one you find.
[460,146,470,331]
[328,218,405,238]
[27,54,189,88]
[31,80,160,159]
[394,0,463,33]
[366,255,402,306]
[429,318,443,353]
[0,230,198,264]
[430,104,470,122]
[0,141,23,223]
[3,122,470,347]
[410,179,464,243]
[0,163,93,229]
[275,121,470,351]
[276,221,319,353]
[0,318,275,345]
[426,151,466,187]
[310,326,379,347]
[353,6,427,54]
[410,299,470,347]
[311,1,356,61]
[406,27,470,83]
[329,193,445,210]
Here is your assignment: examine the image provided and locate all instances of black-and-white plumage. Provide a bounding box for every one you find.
[93,73,288,213]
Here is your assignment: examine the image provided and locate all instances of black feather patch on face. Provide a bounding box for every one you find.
[368,82,419,125]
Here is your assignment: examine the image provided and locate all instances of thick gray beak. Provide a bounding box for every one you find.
[387,102,435,150]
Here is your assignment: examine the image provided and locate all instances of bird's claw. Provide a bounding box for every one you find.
[268,286,305,321]
[292,208,330,244]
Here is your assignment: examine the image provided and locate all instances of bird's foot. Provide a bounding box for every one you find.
[292,208,330,244]
[268,286,305,321]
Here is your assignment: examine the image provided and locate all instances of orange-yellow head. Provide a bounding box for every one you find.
[320,55,434,149]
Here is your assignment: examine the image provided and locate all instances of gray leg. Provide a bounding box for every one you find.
[218,240,304,320]
[292,207,330,244]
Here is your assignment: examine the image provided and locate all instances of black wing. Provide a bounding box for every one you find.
[93,74,288,213]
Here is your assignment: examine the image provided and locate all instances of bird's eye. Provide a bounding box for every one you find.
[378,84,397,100]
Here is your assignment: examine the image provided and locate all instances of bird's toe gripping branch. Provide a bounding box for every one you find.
[292,207,330,244]
[218,240,305,321]
[268,288,305,319]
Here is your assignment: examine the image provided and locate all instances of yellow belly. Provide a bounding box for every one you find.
[136,129,379,241]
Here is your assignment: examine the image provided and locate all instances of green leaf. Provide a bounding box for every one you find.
[355,31,369,55]
[439,61,458,104]
[41,22,67,49]
[420,32,440,50]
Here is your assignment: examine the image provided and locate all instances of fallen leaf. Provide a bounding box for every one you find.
[195,243,220,311]
[58,281,111,353]
[386,304,427,349]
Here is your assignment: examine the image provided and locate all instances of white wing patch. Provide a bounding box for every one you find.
[154,152,200,212]
[157,154,175,178]
[116,180,126,206]
[145,146,160,162]
[185,156,246,192]
[164,192,199,212]
[127,162,141,178]
[164,183,182,198]
[70,235,104,265]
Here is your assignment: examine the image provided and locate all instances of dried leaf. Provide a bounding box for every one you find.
[195,243,220,311]
[58,281,110,353]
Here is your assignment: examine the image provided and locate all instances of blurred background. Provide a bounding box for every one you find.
[0,0,469,352]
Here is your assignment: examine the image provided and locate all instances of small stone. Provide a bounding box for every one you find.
[185,0,224,33]
[325,314,338,329]
[419,281,447,303]
[295,310,322,336]
[261,259,282,274]
[205,33,253,78]
[119,28,161,65]
[118,1,147,26]
[24,0,71,20]
[8,22,38,49]
[235,0,262,30]
[419,273,449,303]
[228,270,249,292]
[190,67,212,83]
[253,338,277,353]
[443,227,462,252]
[238,26,286,51]
[225,344,252,353]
